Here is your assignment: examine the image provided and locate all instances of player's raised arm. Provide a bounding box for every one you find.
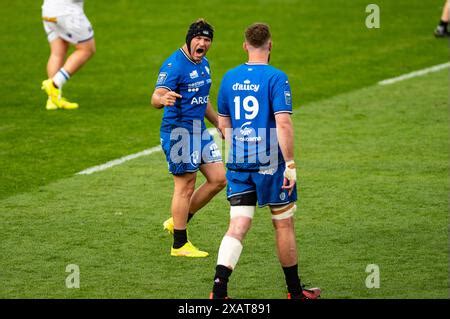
[275,113,296,195]
[151,88,182,109]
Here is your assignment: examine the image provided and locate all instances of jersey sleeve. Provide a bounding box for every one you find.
[217,75,230,117]
[271,71,293,115]
[155,61,180,91]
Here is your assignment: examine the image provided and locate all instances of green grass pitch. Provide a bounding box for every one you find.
[0,0,448,298]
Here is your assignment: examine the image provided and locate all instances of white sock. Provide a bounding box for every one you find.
[217,235,243,270]
[52,68,70,89]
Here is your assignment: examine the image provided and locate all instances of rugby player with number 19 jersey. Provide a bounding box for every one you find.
[210,23,320,300]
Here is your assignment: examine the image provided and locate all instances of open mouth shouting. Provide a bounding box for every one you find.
[186,34,212,62]
[191,46,206,61]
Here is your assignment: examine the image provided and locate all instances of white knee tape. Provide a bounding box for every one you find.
[271,204,297,220]
[230,206,255,219]
[217,235,243,270]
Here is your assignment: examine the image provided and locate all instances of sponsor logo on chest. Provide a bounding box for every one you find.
[191,95,209,105]
[189,70,199,79]
[232,79,260,92]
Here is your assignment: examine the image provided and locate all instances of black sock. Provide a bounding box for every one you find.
[173,229,188,249]
[213,265,232,298]
[439,20,448,29]
[282,264,303,295]
[187,212,194,223]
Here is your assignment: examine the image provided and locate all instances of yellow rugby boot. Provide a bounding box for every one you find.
[59,97,79,110]
[41,79,61,105]
[42,79,78,110]
[171,241,209,258]
[163,217,174,234]
[45,98,58,110]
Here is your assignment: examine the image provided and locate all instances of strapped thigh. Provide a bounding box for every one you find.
[229,192,257,219]
[270,202,296,220]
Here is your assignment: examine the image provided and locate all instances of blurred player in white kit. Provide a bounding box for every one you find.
[41,0,96,110]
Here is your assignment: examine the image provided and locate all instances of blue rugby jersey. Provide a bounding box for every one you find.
[217,63,293,171]
[155,48,212,132]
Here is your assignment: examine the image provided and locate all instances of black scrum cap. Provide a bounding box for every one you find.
[185,19,214,53]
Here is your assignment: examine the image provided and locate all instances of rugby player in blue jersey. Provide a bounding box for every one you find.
[210,23,320,299]
[151,19,226,258]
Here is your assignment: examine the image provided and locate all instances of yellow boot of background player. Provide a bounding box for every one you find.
[59,97,79,110]
[163,217,175,234]
[45,98,58,110]
[42,79,60,105]
[42,79,79,110]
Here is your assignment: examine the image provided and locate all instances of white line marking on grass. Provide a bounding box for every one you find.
[77,145,162,175]
[378,62,450,86]
[76,128,218,175]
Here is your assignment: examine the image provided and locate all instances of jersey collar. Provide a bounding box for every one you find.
[245,62,269,65]
[179,48,200,65]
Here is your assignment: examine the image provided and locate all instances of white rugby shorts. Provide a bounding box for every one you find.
[43,13,94,44]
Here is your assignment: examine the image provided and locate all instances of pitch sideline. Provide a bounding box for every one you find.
[378,62,450,86]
